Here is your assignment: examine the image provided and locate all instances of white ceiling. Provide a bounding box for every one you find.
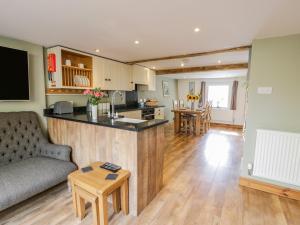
[139,50,249,70]
[0,0,299,62]
[160,69,248,79]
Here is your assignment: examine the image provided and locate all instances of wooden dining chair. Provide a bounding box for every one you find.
[173,100,179,109]
[173,100,190,134]
[200,104,210,134]
[181,113,194,135]
[207,101,213,130]
[172,99,179,126]
[179,100,184,109]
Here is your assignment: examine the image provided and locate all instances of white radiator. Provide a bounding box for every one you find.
[253,129,300,186]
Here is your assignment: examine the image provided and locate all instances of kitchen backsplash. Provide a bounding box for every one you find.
[46,90,125,107]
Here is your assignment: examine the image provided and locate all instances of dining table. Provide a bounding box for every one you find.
[171,108,204,136]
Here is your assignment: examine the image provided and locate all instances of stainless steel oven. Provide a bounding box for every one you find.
[142,108,155,120]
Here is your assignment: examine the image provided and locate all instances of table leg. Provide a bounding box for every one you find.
[112,188,121,213]
[120,179,129,215]
[174,112,181,133]
[195,114,201,136]
[76,191,86,220]
[70,181,78,217]
[98,194,108,225]
[92,200,100,225]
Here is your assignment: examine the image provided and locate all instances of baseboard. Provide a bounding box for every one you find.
[211,122,243,129]
[239,177,300,201]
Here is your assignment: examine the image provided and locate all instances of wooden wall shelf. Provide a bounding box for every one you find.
[46,88,85,95]
[61,50,93,88]
[62,65,92,87]
[47,47,94,89]
[62,65,92,71]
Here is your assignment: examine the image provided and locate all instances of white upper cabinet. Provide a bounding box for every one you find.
[46,46,135,92]
[93,57,133,91]
[147,69,156,91]
[93,56,105,88]
[116,63,133,91]
[136,67,156,91]
[132,65,148,85]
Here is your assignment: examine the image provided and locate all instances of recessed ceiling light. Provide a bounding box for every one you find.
[134,40,140,44]
[194,27,200,32]
[95,49,100,53]
[152,66,156,69]
[217,60,222,64]
[181,62,185,67]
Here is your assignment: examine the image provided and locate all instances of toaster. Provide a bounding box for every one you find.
[53,101,73,114]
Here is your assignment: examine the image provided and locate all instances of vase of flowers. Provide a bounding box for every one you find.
[187,93,200,110]
[83,88,106,120]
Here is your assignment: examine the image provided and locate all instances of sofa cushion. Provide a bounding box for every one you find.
[0,157,76,211]
[0,112,48,167]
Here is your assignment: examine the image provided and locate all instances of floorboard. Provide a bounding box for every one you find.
[1,125,299,225]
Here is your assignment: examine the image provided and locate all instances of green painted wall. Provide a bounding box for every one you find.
[0,36,47,130]
[138,77,178,121]
[242,34,300,189]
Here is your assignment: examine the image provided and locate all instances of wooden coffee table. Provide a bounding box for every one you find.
[68,162,131,225]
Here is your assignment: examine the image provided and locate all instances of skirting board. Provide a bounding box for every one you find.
[239,177,300,201]
[211,122,243,129]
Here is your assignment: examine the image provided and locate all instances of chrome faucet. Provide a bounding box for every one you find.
[111,90,122,119]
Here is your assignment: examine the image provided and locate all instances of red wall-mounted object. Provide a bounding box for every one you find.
[47,53,56,72]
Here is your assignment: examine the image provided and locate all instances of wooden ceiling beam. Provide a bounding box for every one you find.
[155,63,248,75]
[128,45,251,64]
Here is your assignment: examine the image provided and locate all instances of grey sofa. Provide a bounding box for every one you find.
[0,111,77,211]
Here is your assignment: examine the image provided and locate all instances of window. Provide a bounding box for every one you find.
[207,85,229,108]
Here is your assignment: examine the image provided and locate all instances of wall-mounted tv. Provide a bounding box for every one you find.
[0,46,29,101]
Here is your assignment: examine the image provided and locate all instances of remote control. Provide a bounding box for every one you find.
[100,162,121,173]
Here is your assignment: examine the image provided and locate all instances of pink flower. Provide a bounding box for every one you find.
[83,89,91,95]
[94,92,101,97]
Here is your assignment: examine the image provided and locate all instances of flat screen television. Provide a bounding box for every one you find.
[0,46,29,101]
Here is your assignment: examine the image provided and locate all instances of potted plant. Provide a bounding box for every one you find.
[187,93,200,110]
[83,88,106,120]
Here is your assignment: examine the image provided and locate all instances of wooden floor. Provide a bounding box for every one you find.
[1,125,300,225]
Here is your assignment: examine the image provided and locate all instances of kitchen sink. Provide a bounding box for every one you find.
[115,118,147,124]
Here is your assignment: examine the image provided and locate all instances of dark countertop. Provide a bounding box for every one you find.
[44,111,168,132]
[114,104,165,113]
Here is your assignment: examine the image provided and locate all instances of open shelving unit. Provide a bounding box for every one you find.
[61,50,93,88]
[46,47,94,94]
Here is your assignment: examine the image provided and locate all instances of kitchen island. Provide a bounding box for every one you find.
[44,110,168,216]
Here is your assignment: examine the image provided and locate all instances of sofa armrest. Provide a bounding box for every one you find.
[41,143,72,161]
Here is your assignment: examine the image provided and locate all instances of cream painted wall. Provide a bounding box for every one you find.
[242,34,300,189]
[138,77,178,121]
[177,77,247,125]
[0,36,46,130]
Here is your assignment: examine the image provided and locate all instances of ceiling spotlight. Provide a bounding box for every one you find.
[217,60,222,64]
[181,62,185,67]
[152,66,156,69]
[194,27,200,32]
[95,49,100,53]
[134,40,140,44]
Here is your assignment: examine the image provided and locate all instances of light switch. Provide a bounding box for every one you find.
[257,87,272,94]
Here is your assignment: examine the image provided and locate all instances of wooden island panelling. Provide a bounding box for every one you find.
[47,118,165,216]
